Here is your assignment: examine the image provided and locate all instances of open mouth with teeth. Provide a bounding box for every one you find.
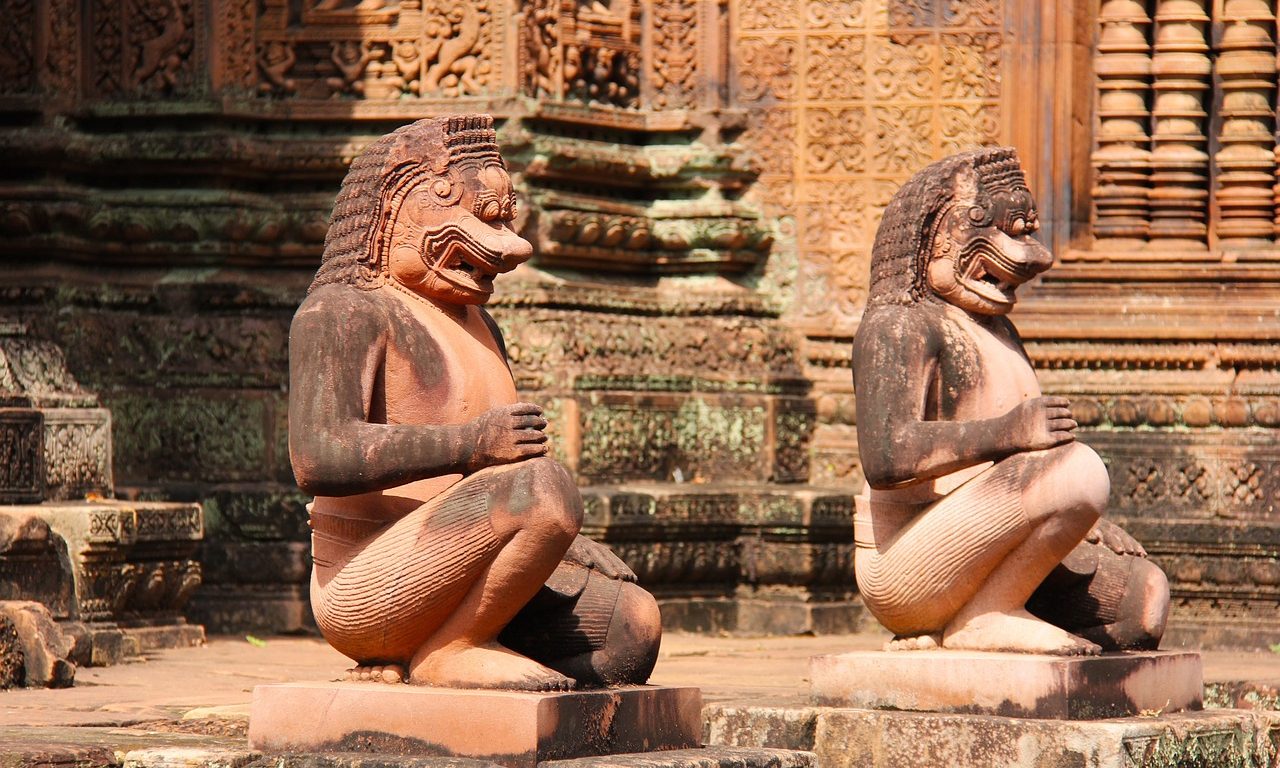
[446,251,498,294]
[955,241,1039,309]
[420,222,524,300]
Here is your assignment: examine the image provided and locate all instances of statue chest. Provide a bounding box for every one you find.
[378,297,517,426]
[939,312,1041,419]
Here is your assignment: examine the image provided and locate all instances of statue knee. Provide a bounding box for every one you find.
[502,456,583,544]
[1043,442,1110,523]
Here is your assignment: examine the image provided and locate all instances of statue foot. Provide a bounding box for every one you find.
[343,664,406,684]
[885,634,941,651]
[943,609,1101,656]
[410,642,576,691]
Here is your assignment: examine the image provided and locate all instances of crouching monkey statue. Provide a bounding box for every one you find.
[289,116,661,689]
[851,148,1170,655]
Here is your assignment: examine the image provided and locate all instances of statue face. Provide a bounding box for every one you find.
[926,175,1052,316]
[387,161,532,305]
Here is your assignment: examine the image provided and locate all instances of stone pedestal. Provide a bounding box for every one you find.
[810,650,1203,720]
[248,683,703,767]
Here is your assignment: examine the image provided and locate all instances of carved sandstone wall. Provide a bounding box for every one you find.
[727,0,1007,484]
[0,0,852,635]
[0,0,1276,644]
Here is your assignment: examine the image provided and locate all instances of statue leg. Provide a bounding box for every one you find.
[311,456,583,690]
[857,442,1108,654]
[940,442,1110,653]
[1027,539,1170,650]
[499,562,662,688]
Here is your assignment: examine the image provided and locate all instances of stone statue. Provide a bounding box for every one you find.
[289,115,662,690]
[851,148,1169,655]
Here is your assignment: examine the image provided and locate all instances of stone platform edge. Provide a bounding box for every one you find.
[249,683,703,768]
[704,702,1280,768]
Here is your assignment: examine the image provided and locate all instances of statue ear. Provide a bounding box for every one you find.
[426,170,464,207]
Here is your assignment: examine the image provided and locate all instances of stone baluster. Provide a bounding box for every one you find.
[1091,0,1154,248]
[1148,0,1211,248]
[1214,0,1277,249]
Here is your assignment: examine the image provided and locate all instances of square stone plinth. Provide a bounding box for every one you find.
[810,650,1202,720]
[248,683,702,767]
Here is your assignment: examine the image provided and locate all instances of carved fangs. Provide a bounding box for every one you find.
[961,260,1017,305]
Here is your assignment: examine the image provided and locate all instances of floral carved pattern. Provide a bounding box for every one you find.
[651,0,698,109]
[805,36,866,100]
[736,36,797,103]
[0,0,36,95]
[738,0,799,31]
[733,0,1005,329]
[805,108,867,174]
[872,105,934,173]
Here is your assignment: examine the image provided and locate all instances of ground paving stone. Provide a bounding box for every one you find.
[0,634,1276,766]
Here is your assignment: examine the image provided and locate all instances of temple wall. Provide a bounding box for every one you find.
[0,0,1277,645]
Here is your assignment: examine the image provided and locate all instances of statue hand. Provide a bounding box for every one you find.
[465,402,548,471]
[1085,518,1146,557]
[563,534,637,582]
[1005,395,1076,451]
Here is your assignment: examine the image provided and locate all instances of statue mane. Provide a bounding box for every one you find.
[309,115,503,294]
[866,147,1023,309]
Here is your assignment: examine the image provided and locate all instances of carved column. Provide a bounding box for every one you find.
[1148,0,1211,248]
[1275,7,1280,241]
[1091,0,1153,248]
[1213,0,1277,249]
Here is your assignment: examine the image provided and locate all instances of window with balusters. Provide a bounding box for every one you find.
[1089,0,1277,257]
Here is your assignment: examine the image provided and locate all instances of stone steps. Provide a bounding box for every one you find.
[705,702,1280,768]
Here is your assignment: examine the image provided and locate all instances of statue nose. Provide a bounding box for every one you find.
[1024,237,1053,275]
[501,231,533,270]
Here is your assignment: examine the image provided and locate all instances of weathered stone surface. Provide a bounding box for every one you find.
[0,613,23,689]
[810,650,1203,720]
[0,599,75,687]
[0,407,43,503]
[19,500,203,623]
[122,748,261,768]
[0,510,74,617]
[543,746,813,768]
[0,742,119,768]
[1206,680,1280,712]
[705,704,1280,768]
[186,584,313,635]
[248,683,702,768]
[703,705,822,751]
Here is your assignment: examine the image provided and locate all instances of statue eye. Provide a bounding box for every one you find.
[471,189,502,221]
[1008,217,1027,236]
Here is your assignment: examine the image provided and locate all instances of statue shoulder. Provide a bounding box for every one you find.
[292,284,390,343]
[854,304,948,355]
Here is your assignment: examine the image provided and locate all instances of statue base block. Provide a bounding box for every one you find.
[247,683,702,767]
[810,650,1202,719]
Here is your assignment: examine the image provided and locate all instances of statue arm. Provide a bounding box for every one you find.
[288,289,477,497]
[853,309,1073,489]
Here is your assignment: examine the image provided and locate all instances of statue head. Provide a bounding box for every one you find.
[867,147,1051,315]
[311,115,532,305]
